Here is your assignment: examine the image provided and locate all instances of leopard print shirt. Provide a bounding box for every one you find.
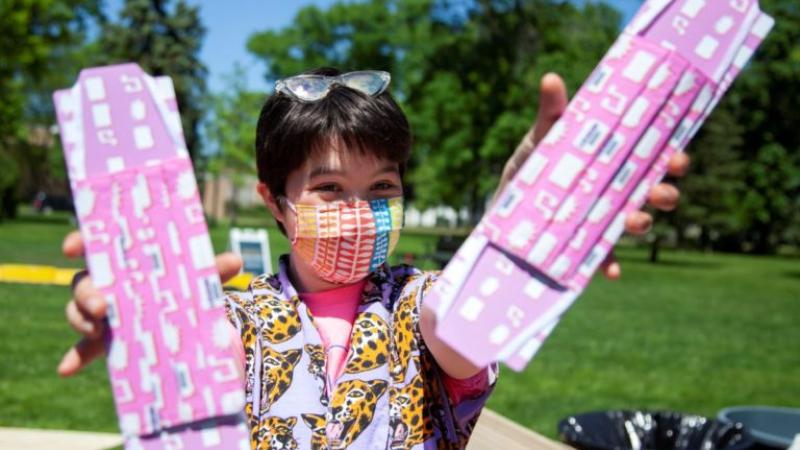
[224,256,497,450]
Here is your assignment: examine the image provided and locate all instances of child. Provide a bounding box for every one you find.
[59,67,686,449]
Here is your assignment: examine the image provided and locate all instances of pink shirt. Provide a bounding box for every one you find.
[300,280,488,403]
[300,280,365,391]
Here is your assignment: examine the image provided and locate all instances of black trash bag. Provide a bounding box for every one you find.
[558,410,755,450]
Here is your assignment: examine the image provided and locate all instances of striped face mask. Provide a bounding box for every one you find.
[284,197,404,284]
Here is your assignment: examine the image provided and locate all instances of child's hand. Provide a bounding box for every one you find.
[494,73,690,280]
[57,230,244,377]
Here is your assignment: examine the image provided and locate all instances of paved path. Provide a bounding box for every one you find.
[0,408,573,449]
[0,427,122,450]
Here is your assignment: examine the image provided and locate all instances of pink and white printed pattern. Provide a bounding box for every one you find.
[429,0,775,371]
[53,64,249,449]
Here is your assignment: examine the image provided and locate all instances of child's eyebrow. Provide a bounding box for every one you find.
[308,164,398,179]
[308,166,342,179]
[371,165,400,177]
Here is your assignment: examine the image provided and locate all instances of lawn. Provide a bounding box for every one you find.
[0,211,797,440]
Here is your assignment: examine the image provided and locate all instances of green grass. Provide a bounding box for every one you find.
[0,212,798,440]
[0,282,118,430]
[487,247,800,437]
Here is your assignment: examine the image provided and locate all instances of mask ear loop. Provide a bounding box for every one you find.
[280,197,300,246]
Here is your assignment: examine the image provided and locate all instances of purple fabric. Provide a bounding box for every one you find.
[223,257,497,449]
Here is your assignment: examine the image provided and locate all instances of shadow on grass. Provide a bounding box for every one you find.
[10,214,75,226]
[626,256,724,269]
[781,270,800,281]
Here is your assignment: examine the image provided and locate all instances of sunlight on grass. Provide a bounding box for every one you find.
[0,213,797,439]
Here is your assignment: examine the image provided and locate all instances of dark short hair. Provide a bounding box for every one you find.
[255,67,411,233]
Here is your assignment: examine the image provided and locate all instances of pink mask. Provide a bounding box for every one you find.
[284,197,404,284]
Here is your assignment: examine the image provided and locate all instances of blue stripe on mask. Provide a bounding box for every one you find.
[370,232,390,271]
[370,198,393,233]
[369,199,393,270]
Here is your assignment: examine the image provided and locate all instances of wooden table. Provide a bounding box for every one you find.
[0,408,573,450]
[468,409,574,450]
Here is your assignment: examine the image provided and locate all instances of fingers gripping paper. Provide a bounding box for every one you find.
[427,0,775,371]
[53,64,249,449]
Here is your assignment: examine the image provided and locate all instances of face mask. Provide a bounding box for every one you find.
[283,196,404,284]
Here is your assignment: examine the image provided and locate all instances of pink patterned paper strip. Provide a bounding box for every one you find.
[429,0,774,371]
[53,63,249,449]
[559,66,707,285]
[536,52,688,283]
[501,9,776,368]
[484,36,672,268]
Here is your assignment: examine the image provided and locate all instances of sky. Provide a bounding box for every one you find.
[106,0,641,94]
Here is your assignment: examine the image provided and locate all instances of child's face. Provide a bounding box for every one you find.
[260,140,403,241]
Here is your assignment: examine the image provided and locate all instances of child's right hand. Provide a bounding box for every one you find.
[57,230,243,377]
[494,73,690,280]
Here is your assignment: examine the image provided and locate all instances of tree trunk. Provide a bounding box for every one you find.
[230,183,240,227]
[700,225,711,252]
[673,217,685,248]
[649,233,661,263]
[753,223,776,254]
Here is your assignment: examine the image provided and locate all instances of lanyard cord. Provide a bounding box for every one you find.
[324,343,349,396]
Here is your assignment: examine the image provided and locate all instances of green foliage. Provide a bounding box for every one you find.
[204,65,263,224]
[249,0,798,252]
[0,0,209,217]
[247,0,620,220]
[205,67,262,177]
[99,0,208,161]
[248,0,399,80]
[675,0,800,253]
[489,245,800,438]
[0,0,103,218]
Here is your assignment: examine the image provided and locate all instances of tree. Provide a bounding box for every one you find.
[676,0,800,253]
[204,66,263,225]
[247,0,799,252]
[404,0,620,219]
[0,0,103,219]
[99,0,208,161]
[247,0,620,222]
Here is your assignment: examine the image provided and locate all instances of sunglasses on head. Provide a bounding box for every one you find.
[274,70,391,102]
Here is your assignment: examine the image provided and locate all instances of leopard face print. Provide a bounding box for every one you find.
[344,312,390,374]
[327,379,388,450]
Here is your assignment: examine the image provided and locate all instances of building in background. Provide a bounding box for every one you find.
[202,170,261,222]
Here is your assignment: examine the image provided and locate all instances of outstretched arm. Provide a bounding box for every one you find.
[420,73,691,380]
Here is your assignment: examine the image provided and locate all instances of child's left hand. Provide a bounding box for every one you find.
[494,73,689,280]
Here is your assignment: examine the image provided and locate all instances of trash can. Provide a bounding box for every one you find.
[718,406,800,449]
[558,410,755,450]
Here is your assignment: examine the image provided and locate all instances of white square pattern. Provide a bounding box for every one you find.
[634,128,662,158]
[189,236,216,270]
[518,153,549,184]
[134,125,154,149]
[623,51,656,83]
[84,76,106,101]
[91,103,112,128]
[527,232,558,265]
[549,153,585,189]
[458,296,486,322]
[695,35,720,60]
[106,157,125,173]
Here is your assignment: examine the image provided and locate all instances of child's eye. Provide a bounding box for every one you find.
[372,182,396,191]
[313,183,340,192]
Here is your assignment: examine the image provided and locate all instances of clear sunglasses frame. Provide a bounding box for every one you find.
[274,70,391,102]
